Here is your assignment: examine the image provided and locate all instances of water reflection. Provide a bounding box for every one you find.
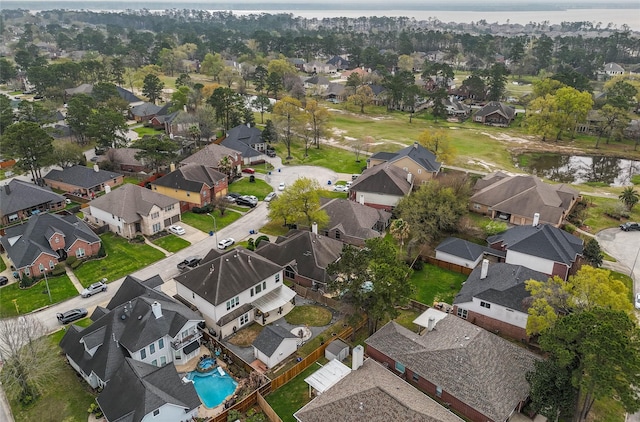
[516,154,640,186]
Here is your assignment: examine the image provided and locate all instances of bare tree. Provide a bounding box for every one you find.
[0,316,58,405]
[352,135,373,163]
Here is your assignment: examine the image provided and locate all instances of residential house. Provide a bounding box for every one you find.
[295,358,464,422]
[340,67,369,81]
[219,124,268,165]
[365,313,539,422]
[303,61,337,74]
[252,324,299,369]
[174,247,296,339]
[469,172,580,227]
[179,143,242,177]
[326,55,350,70]
[43,165,124,198]
[304,75,331,96]
[435,237,499,269]
[602,62,625,78]
[368,142,441,185]
[103,147,150,173]
[0,213,101,278]
[255,229,344,288]
[487,223,584,280]
[60,275,203,421]
[128,102,163,122]
[443,96,471,118]
[348,165,413,212]
[473,101,516,126]
[150,164,228,212]
[87,184,181,239]
[322,83,346,101]
[64,83,143,106]
[318,198,391,246]
[453,260,549,341]
[0,179,66,225]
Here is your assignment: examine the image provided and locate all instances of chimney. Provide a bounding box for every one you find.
[427,317,435,332]
[413,141,418,149]
[480,259,489,280]
[407,172,412,184]
[151,301,162,319]
[352,345,364,370]
[533,212,540,227]
[104,185,111,194]
[93,164,99,172]
[4,185,10,195]
[312,222,318,234]
[359,194,365,206]
[170,162,176,172]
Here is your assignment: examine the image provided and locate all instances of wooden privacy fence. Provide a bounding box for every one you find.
[423,256,473,275]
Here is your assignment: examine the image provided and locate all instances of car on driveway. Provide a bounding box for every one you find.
[278,182,286,191]
[620,222,640,231]
[177,256,201,271]
[57,308,88,324]
[0,276,8,286]
[235,197,256,208]
[81,279,107,298]
[218,238,235,250]
[264,192,277,202]
[636,293,640,309]
[242,168,255,174]
[266,150,277,157]
[168,225,186,235]
[224,195,237,203]
[333,184,347,192]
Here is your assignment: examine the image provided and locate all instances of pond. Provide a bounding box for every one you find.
[515,153,640,186]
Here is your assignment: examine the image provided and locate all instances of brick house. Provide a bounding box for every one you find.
[348,165,413,212]
[179,143,243,177]
[368,142,441,186]
[473,101,516,126]
[0,179,66,225]
[318,198,391,246]
[43,165,124,198]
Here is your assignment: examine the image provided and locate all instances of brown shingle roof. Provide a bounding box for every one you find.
[350,165,412,196]
[319,198,391,241]
[88,184,178,223]
[180,143,240,168]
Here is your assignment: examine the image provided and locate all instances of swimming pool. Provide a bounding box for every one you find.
[187,368,238,408]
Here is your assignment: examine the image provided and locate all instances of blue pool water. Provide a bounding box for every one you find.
[187,369,238,408]
[198,357,216,371]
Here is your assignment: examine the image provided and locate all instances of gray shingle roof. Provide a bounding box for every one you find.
[454,262,549,311]
[1,213,100,269]
[350,165,412,196]
[97,358,200,422]
[365,318,539,422]
[255,229,343,284]
[89,184,178,223]
[319,198,391,242]
[174,247,282,306]
[252,324,297,356]
[44,165,122,189]
[435,237,488,261]
[0,179,66,217]
[391,143,441,173]
[487,224,583,266]
[151,164,226,193]
[129,102,163,117]
[295,358,464,422]
[180,143,240,168]
[475,101,516,120]
[224,124,263,147]
[105,148,146,169]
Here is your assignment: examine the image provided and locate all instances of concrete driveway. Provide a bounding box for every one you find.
[596,228,640,289]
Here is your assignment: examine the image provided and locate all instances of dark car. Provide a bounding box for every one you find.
[227,192,242,199]
[57,308,88,324]
[266,150,277,158]
[620,222,640,231]
[235,197,256,208]
[0,276,8,286]
[177,256,201,271]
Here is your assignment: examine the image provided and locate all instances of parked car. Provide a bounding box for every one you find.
[81,279,108,298]
[242,167,255,174]
[620,222,640,231]
[264,192,277,202]
[218,238,235,250]
[177,256,201,271]
[636,293,640,310]
[333,184,347,192]
[0,276,8,286]
[278,182,286,191]
[242,195,258,204]
[235,197,256,208]
[168,225,186,235]
[227,192,241,199]
[266,150,277,157]
[223,195,237,203]
[57,308,88,324]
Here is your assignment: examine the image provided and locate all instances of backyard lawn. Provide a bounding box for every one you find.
[151,234,190,252]
[0,275,77,318]
[229,177,273,199]
[409,263,467,306]
[285,305,332,326]
[8,329,96,422]
[73,233,165,287]
[181,209,243,233]
[272,142,365,175]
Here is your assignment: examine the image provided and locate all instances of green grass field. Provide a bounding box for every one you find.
[409,263,468,306]
[73,233,165,287]
[181,209,243,232]
[228,177,273,199]
[0,275,77,318]
[151,234,190,252]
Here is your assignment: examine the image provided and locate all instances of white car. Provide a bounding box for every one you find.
[218,238,235,250]
[333,184,347,192]
[264,192,277,202]
[278,182,286,191]
[636,293,640,310]
[81,279,107,298]
[168,225,186,235]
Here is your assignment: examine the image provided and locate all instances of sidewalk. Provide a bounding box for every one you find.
[64,264,84,293]
[143,238,171,257]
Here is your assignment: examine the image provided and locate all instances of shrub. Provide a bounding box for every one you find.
[604,203,631,220]
[192,204,213,214]
[20,276,35,288]
[254,235,270,247]
[51,263,66,276]
[70,258,83,269]
[66,256,77,266]
[247,238,255,251]
[631,174,640,185]
[563,223,576,234]
[97,243,106,257]
[484,221,508,236]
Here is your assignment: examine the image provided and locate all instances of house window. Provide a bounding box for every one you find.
[457,308,468,319]
[226,296,239,310]
[240,313,249,325]
[417,169,422,174]
[49,260,55,269]
[480,301,491,309]
[412,373,419,382]
[275,274,280,283]
[473,203,481,210]
[54,237,59,243]
[436,386,443,397]
[255,283,262,294]
[151,212,159,219]
[323,230,329,237]
[395,361,405,374]
[153,409,160,417]
[262,281,266,290]
[284,268,295,279]
[140,348,147,360]
[152,359,157,366]
[160,356,167,366]
[150,344,155,354]
[76,248,86,258]
[152,223,161,233]
[158,339,164,349]
[39,263,45,272]
[335,231,341,240]
[250,288,254,297]
[24,267,30,276]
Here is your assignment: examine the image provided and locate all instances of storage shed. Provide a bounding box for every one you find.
[324,339,349,362]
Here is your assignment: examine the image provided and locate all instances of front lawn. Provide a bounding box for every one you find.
[0,275,77,318]
[409,263,467,306]
[229,177,273,199]
[258,220,291,236]
[73,233,165,287]
[180,209,243,232]
[581,195,640,234]
[151,234,190,252]
[133,126,164,137]
[8,329,96,422]
[0,254,6,272]
[284,305,332,326]
[273,142,365,174]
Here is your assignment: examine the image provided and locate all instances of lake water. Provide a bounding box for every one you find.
[516,153,640,186]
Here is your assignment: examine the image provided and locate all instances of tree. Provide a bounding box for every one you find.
[252,65,268,92]
[525,266,633,335]
[389,218,410,253]
[0,316,58,406]
[0,93,14,134]
[65,94,95,144]
[347,85,374,113]
[252,94,272,124]
[217,155,234,179]
[352,135,373,163]
[525,94,563,142]
[272,96,303,159]
[417,129,455,165]
[170,85,191,112]
[88,106,128,149]
[304,99,329,148]
[538,308,640,420]
[51,140,85,168]
[262,119,278,144]
[526,359,578,421]
[194,104,218,141]
[201,53,224,81]
[207,87,245,130]
[187,124,201,147]
[553,87,593,140]
[486,63,509,101]
[596,104,630,147]
[327,237,413,335]
[142,74,164,104]
[619,186,639,211]
[1,121,54,182]
[266,72,283,100]
[267,177,328,228]
[582,238,603,268]
[133,135,179,173]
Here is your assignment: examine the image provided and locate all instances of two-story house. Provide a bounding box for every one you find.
[150,164,228,212]
[219,124,268,165]
[174,247,296,339]
[368,142,441,185]
[318,198,391,246]
[87,184,181,239]
[0,179,66,225]
[43,165,124,198]
[60,275,203,421]
[348,165,413,212]
[0,213,101,278]
[179,143,243,177]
